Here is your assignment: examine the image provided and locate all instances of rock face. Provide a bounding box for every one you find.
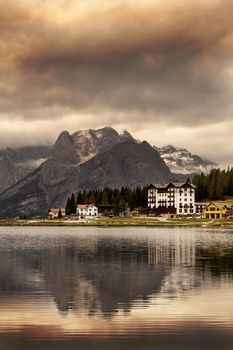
[157,145,217,175]
[62,139,172,196]
[0,138,171,218]
[0,127,133,194]
[0,146,51,193]
[34,127,136,188]
[0,127,216,218]
[71,127,134,163]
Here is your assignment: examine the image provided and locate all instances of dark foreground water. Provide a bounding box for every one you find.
[0,227,233,350]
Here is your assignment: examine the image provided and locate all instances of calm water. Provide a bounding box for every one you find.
[0,227,233,350]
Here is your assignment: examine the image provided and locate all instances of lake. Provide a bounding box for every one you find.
[0,226,232,350]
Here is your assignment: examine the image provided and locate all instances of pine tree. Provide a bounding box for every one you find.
[191,167,233,200]
[84,191,90,204]
[216,175,223,199]
[119,198,127,212]
[70,193,76,214]
[58,208,62,219]
[88,192,95,204]
[229,168,233,196]
[208,170,217,199]
[65,197,71,215]
[102,190,109,205]
[76,191,83,204]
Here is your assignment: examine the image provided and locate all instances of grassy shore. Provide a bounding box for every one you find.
[1,217,233,227]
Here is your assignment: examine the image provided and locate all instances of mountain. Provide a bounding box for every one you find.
[0,127,133,194]
[0,127,216,196]
[0,126,217,218]
[62,139,171,193]
[0,138,171,218]
[157,145,217,175]
[71,127,134,164]
[0,146,51,193]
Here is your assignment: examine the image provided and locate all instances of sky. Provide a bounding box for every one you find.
[0,0,233,167]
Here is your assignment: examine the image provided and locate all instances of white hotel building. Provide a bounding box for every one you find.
[148,181,196,215]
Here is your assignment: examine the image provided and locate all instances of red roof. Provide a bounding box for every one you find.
[77,204,89,209]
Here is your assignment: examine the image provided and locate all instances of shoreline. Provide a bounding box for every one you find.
[1,217,233,228]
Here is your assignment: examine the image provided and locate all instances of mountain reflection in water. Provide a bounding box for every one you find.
[0,227,232,350]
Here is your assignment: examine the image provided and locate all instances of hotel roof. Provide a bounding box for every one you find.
[149,182,196,189]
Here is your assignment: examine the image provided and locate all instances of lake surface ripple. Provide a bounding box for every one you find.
[0,226,232,349]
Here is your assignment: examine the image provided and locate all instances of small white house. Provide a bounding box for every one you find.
[48,208,66,219]
[76,204,98,219]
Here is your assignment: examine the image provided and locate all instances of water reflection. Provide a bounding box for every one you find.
[0,235,167,317]
[0,227,232,349]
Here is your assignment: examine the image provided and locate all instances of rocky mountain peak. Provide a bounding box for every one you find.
[50,130,77,163]
[122,130,135,140]
[158,145,217,175]
[161,145,178,153]
[0,127,218,218]
[71,126,135,164]
[54,130,73,147]
[92,126,119,137]
[141,140,152,148]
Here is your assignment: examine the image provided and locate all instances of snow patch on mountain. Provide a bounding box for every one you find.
[157,145,217,174]
[71,127,135,164]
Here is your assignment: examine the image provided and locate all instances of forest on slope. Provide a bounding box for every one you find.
[193,168,233,201]
[65,187,148,214]
[64,168,233,214]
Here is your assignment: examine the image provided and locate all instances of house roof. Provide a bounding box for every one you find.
[195,202,209,206]
[77,204,96,209]
[77,204,89,209]
[205,202,228,210]
[49,208,65,213]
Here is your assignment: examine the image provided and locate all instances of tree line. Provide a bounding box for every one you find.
[64,168,233,214]
[65,187,148,215]
[193,168,233,201]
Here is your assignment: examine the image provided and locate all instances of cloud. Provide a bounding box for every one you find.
[0,0,233,164]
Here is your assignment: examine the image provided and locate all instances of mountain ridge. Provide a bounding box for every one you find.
[157,145,217,175]
[0,138,172,218]
[0,128,216,194]
[0,126,217,218]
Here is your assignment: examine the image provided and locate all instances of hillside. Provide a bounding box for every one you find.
[0,139,172,218]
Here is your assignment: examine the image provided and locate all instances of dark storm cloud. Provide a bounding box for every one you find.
[0,0,233,164]
[0,0,232,123]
